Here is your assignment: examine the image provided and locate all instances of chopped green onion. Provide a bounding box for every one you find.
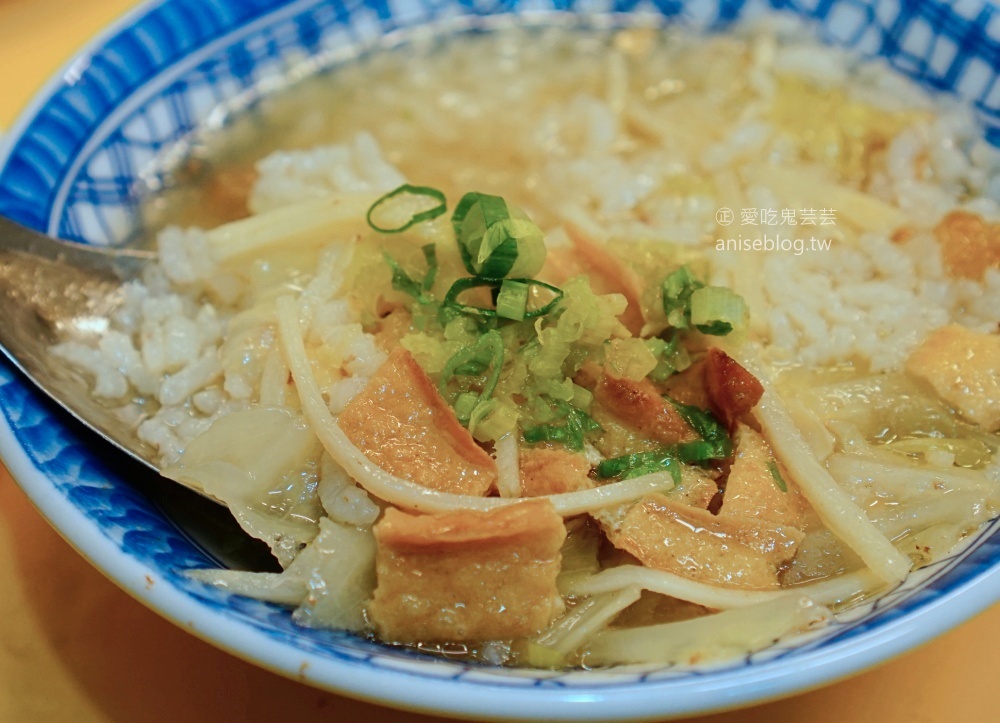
[523,401,602,452]
[453,392,480,423]
[467,399,496,433]
[420,243,438,294]
[569,404,601,432]
[675,440,723,464]
[439,330,505,424]
[661,266,747,336]
[596,448,681,485]
[690,286,749,336]
[383,253,422,301]
[442,277,500,319]
[767,460,788,492]
[521,279,564,318]
[443,277,564,321]
[366,184,447,233]
[523,424,567,446]
[382,243,439,305]
[595,412,727,479]
[644,337,668,358]
[669,398,733,462]
[451,192,546,278]
[644,334,692,382]
[469,400,520,442]
[661,265,704,330]
[496,279,530,321]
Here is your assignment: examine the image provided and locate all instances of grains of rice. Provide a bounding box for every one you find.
[249,131,405,214]
[53,18,1000,467]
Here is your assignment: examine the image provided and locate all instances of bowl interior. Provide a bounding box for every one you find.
[1,0,1000,718]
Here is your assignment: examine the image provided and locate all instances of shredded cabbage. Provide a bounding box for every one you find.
[604,338,658,381]
[164,406,323,567]
[188,517,376,632]
[582,595,830,666]
[528,586,642,665]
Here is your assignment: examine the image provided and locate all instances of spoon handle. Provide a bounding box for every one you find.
[0,214,161,472]
[0,215,154,278]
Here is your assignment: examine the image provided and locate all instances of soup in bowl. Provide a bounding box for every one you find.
[2,0,1000,718]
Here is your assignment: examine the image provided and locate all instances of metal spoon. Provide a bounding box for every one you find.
[0,214,165,473]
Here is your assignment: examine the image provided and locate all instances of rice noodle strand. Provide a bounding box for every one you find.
[725,343,912,584]
[207,193,377,263]
[566,565,885,610]
[494,433,522,498]
[276,295,680,515]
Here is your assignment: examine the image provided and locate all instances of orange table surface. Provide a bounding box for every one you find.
[0,1,997,721]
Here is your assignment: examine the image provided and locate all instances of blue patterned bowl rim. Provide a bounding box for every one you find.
[1,0,999,719]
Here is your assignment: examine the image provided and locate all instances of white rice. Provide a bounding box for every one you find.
[54,17,1000,466]
[249,131,405,214]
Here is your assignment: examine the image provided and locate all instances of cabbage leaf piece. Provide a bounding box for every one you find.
[164,406,323,567]
[188,517,376,632]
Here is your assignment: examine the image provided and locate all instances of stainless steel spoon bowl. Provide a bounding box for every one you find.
[0,215,164,473]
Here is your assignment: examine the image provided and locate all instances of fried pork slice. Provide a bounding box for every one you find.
[666,469,721,510]
[339,347,497,495]
[704,347,764,429]
[906,325,1000,432]
[590,470,719,538]
[720,424,803,529]
[519,448,595,497]
[368,499,567,642]
[659,357,710,408]
[933,210,1000,281]
[594,373,697,445]
[605,493,803,590]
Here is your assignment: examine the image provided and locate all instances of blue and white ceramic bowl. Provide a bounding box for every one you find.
[2,0,1000,719]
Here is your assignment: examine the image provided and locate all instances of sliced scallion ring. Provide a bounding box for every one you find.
[451,191,546,278]
[690,285,749,336]
[443,277,565,320]
[366,184,447,233]
[496,280,530,321]
[442,277,502,319]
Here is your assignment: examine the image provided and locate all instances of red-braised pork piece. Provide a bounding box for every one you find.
[704,347,764,429]
[368,499,566,642]
[607,493,803,590]
[906,324,1000,431]
[519,448,595,497]
[594,373,698,445]
[339,347,497,495]
[720,424,803,528]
